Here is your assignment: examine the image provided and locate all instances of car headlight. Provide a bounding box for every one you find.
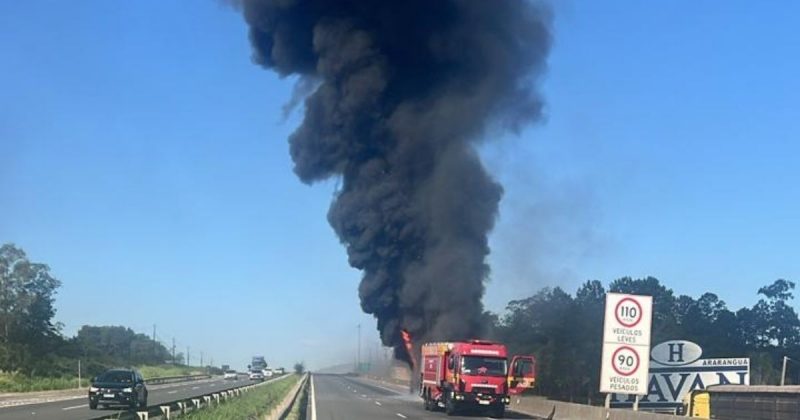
[89,387,99,392]
[122,387,133,393]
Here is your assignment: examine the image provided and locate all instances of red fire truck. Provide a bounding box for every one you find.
[419,340,535,418]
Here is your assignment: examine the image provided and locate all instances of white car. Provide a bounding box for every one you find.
[262,369,274,377]
[249,371,264,381]
[223,370,237,380]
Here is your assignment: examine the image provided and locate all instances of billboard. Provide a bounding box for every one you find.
[610,340,749,413]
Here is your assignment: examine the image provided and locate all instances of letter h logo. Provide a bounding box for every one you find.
[668,343,685,363]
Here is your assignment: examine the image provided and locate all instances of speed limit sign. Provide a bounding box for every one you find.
[611,346,640,376]
[599,293,652,395]
[615,297,643,327]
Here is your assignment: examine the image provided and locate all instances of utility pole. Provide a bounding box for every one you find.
[187,346,190,366]
[172,338,176,364]
[152,324,157,359]
[357,323,361,373]
[782,356,790,386]
[201,352,204,367]
[374,342,379,373]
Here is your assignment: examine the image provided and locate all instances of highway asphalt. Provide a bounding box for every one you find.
[0,375,260,420]
[312,374,543,420]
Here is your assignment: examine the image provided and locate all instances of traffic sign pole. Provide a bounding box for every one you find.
[599,293,653,398]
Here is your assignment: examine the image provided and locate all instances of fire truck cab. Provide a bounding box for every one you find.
[419,340,535,418]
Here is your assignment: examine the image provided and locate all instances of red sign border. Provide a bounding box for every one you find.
[611,345,640,377]
[615,297,643,328]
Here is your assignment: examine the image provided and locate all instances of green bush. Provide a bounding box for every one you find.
[0,363,200,393]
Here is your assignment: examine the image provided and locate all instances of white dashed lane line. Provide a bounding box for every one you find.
[62,404,87,411]
[396,414,407,419]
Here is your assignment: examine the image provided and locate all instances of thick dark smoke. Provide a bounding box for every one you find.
[235,0,551,363]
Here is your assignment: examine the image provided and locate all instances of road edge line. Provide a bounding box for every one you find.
[310,374,317,420]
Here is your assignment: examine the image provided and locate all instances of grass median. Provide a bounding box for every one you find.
[183,374,300,419]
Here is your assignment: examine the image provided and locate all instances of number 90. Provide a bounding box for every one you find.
[617,355,634,367]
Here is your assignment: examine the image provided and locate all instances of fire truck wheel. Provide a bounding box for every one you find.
[490,404,505,418]
[445,394,457,416]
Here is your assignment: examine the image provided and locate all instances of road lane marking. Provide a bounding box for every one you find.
[192,386,199,390]
[168,390,178,394]
[310,375,317,420]
[396,414,407,419]
[361,394,367,398]
[352,378,404,395]
[62,404,88,410]
[375,401,382,406]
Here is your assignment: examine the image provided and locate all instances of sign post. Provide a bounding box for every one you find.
[600,293,653,399]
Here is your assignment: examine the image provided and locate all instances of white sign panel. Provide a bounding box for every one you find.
[611,340,750,412]
[600,293,653,395]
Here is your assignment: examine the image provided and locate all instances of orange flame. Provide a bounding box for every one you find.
[401,329,417,371]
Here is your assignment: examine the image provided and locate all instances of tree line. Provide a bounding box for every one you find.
[489,276,800,403]
[0,244,180,377]
[6,241,799,396]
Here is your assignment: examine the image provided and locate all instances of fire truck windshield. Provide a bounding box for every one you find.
[461,356,507,377]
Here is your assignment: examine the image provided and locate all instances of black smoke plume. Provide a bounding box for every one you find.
[235,0,551,364]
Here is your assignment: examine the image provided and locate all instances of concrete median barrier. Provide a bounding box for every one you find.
[510,396,679,420]
[263,373,308,420]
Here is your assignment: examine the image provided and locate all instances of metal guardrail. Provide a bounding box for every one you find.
[144,374,211,386]
[85,374,291,420]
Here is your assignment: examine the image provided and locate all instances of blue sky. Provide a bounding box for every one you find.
[2,1,798,370]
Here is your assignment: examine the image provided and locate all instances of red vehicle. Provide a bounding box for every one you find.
[419,340,535,418]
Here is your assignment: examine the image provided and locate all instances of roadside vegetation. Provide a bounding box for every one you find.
[136,364,203,379]
[0,364,203,393]
[0,244,207,392]
[183,375,299,419]
[293,361,305,374]
[0,373,90,393]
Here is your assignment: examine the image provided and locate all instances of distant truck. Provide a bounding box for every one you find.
[419,340,535,418]
[251,356,267,371]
